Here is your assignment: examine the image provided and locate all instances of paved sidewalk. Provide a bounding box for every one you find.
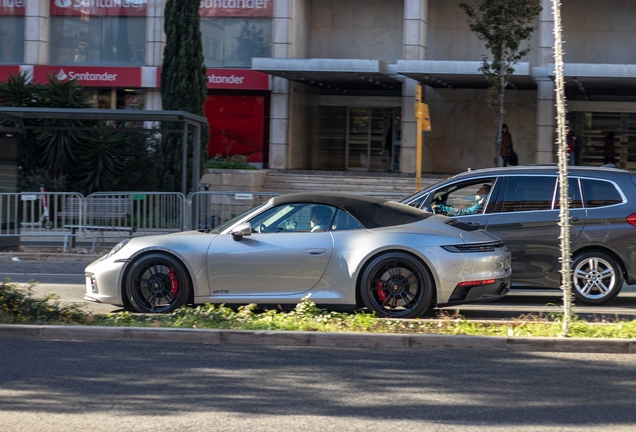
[0,324,634,354]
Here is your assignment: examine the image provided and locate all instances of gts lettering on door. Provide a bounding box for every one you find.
[213,290,229,294]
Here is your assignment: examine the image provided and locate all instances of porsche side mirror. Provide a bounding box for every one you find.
[231,222,252,241]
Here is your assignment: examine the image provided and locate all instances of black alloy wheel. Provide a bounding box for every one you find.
[125,253,191,313]
[359,252,433,318]
[572,251,623,306]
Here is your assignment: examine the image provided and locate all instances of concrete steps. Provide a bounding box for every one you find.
[261,170,450,198]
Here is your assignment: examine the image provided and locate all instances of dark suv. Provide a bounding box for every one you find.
[401,165,636,305]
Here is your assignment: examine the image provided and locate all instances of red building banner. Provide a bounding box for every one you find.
[156,68,269,90]
[199,0,273,17]
[0,0,25,16]
[0,66,20,82]
[33,66,142,87]
[205,95,265,162]
[50,0,146,17]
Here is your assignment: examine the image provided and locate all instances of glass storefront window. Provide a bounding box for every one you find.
[50,17,145,66]
[0,17,24,64]
[201,18,271,67]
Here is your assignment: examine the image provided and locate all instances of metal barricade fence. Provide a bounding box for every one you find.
[187,191,279,231]
[1,190,406,250]
[86,192,186,237]
[0,192,85,250]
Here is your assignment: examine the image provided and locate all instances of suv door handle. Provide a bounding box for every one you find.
[557,217,580,222]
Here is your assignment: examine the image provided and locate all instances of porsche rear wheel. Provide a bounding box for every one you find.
[359,252,433,318]
[125,253,191,313]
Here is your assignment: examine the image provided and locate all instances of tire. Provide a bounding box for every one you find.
[359,252,434,318]
[125,253,191,313]
[572,251,623,306]
[42,219,53,230]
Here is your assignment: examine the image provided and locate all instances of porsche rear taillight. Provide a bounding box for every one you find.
[457,279,495,287]
[627,213,636,227]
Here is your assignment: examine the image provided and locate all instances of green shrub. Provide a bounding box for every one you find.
[0,280,86,324]
[205,154,256,170]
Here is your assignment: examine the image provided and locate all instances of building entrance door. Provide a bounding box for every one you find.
[346,107,400,172]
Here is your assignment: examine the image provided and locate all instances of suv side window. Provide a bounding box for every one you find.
[582,179,624,207]
[555,177,583,209]
[500,176,556,212]
[431,179,495,216]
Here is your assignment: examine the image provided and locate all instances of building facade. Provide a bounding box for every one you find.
[1,0,634,174]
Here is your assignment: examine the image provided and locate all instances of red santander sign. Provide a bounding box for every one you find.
[157,68,269,90]
[199,0,272,17]
[34,66,142,87]
[0,66,20,82]
[50,0,146,17]
[0,0,25,16]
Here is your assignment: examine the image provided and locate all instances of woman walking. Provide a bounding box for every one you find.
[500,124,514,166]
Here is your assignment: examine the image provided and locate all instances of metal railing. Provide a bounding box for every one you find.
[1,190,407,250]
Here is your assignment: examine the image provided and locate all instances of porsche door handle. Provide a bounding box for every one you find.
[304,248,326,255]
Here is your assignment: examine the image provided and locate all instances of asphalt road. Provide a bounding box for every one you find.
[3,257,636,319]
[0,338,635,431]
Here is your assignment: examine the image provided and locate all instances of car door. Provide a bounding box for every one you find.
[484,175,586,282]
[206,203,335,296]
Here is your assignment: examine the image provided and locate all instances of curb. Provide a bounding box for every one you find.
[0,324,633,354]
[0,252,100,262]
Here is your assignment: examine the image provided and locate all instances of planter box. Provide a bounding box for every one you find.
[200,169,269,192]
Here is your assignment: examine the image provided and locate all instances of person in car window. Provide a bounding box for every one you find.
[310,206,331,232]
[432,184,491,216]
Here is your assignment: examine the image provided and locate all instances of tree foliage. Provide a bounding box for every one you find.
[0,72,154,194]
[157,0,209,192]
[459,0,542,166]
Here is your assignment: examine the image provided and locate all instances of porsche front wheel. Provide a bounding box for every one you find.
[359,252,434,318]
[125,253,191,313]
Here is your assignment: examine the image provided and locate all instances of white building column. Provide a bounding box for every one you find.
[146,0,165,67]
[268,0,292,169]
[404,0,427,61]
[536,77,556,163]
[401,0,428,174]
[401,78,420,174]
[24,0,48,65]
[535,0,556,163]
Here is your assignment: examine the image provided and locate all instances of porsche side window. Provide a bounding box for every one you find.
[248,203,337,233]
[330,209,364,231]
[248,204,297,233]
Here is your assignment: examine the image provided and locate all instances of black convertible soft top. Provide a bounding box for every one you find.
[270,192,432,229]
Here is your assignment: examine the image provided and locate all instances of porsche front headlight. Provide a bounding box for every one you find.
[106,238,131,259]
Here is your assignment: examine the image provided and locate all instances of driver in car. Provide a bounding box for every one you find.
[432,184,491,216]
[310,206,332,232]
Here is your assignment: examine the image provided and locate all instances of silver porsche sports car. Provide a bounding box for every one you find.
[85,193,512,318]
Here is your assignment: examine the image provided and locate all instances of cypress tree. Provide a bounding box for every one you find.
[156,0,208,192]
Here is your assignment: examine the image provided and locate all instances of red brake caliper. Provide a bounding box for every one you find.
[168,268,180,296]
[375,280,387,303]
